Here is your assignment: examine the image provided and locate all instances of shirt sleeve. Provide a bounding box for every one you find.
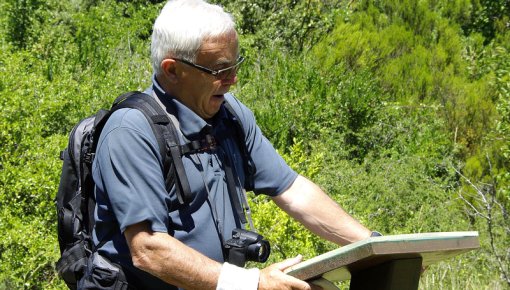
[93,108,170,233]
[225,94,298,196]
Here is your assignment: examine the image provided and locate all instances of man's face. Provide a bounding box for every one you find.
[175,32,240,119]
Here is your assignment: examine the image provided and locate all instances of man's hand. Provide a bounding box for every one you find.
[258,255,322,290]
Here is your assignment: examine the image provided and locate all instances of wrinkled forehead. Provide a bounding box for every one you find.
[201,30,239,50]
[198,32,240,64]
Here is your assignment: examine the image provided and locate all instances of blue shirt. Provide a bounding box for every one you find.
[92,78,298,289]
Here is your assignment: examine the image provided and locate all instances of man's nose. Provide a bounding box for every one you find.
[221,73,238,85]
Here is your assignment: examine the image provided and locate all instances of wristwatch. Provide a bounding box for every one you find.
[370,231,383,237]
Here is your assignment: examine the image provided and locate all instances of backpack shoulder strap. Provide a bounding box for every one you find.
[107,91,193,205]
[223,101,256,191]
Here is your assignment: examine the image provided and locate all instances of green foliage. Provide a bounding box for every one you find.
[312,0,502,160]
[4,0,47,49]
[0,49,68,289]
[456,161,510,287]
[249,140,331,264]
[236,48,384,161]
[213,0,345,51]
[465,0,510,42]
[0,1,155,288]
[468,34,510,205]
[0,209,65,289]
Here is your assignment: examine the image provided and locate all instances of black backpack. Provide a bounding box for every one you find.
[55,91,255,289]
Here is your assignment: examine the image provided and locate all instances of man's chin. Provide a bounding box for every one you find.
[203,95,225,119]
[211,94,226,106]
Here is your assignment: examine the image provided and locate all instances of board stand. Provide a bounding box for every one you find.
[285,232,480,290]
[350,257,422,290]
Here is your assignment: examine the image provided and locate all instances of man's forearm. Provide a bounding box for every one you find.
[273,175,371,245]
[125,222,222,289]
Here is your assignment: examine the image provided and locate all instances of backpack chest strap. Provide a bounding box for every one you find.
[180,134,217,155]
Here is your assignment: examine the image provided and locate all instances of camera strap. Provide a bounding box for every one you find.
[221,136,259,231]
[239,187,255,231]
[190,142,253,236]
[192,153,226,246]
[222,150,248,226]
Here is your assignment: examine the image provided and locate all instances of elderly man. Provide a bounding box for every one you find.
[89,0,372,289]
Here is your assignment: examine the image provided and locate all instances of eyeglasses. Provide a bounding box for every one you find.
[174,56,245,80]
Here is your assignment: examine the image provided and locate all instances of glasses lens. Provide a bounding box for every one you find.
[219,57,244,80]
[219,65,240,80]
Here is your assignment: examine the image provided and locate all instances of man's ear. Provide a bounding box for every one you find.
[160,58,178,83]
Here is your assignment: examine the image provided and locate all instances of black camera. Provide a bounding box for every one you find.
[224,228,271,267]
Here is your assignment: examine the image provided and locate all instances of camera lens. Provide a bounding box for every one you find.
[247,240,270,263]
[257,242,270,262]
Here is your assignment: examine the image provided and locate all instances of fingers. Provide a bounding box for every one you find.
[275,255,303,271]
[259,255,318,290]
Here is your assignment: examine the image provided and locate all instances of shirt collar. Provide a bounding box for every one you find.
[150,75,229,140]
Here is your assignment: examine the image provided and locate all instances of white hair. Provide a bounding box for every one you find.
[151,0,236,75]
